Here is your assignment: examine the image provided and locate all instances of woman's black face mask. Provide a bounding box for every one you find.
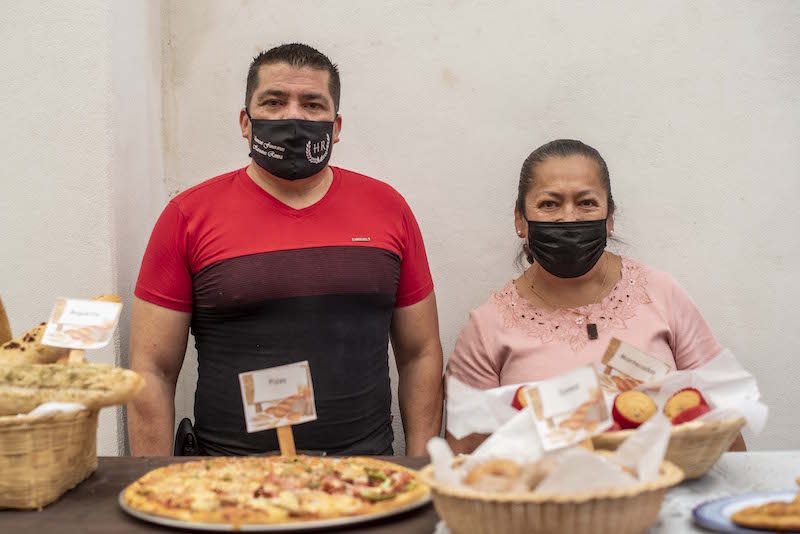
[526,219,608,278]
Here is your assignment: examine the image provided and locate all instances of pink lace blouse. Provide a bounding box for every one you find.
[446,258,722,389]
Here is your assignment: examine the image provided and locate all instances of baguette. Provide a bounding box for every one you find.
[0,362,145,416]
[0,296,11,345]
[0,323,70,365]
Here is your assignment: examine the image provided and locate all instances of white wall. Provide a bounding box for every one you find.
[111,0,166,453]
[2,1,798,455]
[163,0,800,452]
[0,1,122,454]
[0,0,165,455]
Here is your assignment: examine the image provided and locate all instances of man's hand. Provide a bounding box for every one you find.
[128,297,191,456]
[390,291,444,456]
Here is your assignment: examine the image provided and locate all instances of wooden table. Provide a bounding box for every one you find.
[0,456,438,533]
[3,452,799,533]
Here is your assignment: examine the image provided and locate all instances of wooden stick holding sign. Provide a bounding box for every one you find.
[276,426,296,456]
[239,361,317,456]
[68,349,86,364]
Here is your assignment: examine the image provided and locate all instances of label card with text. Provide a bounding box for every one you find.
[42,298,122,350]
[239,361,316,433]
[522,365,612,451]
[598,338,673,394]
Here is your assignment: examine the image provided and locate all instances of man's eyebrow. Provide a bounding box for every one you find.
[255,89,289,99]
[299,92,325,100]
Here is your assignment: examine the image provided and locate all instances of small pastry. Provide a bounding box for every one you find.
[612,391,657,429]
[663,388,708,420]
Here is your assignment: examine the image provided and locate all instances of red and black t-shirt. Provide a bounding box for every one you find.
[135,166,433,455]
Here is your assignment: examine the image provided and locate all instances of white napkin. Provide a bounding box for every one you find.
[447,348,766,439]
[609,412,671,481]
[426,437,461,487]
[534,446,638,494]
[639,349,767,433]
[21,402,86,417]
[463,409,544,473]
[445,377,520,439]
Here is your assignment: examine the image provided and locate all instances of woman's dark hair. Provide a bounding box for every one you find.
[516,139,616,266]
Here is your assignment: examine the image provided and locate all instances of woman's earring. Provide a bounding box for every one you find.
[517,230,523,236]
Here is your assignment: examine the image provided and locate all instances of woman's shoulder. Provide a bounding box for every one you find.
[460,280,518,329]
[619,256,684,302]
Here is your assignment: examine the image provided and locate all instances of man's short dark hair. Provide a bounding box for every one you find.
[245,43,340,112]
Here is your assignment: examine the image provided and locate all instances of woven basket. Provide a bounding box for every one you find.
[0,409,98,509]
[418,457,683,534]
[592,417,745,479]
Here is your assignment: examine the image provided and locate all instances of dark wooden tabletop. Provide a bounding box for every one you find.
[0,456,439,533]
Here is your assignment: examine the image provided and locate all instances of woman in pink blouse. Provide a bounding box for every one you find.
[446,139,744,453]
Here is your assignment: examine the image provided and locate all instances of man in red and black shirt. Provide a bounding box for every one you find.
[128,44,443,456]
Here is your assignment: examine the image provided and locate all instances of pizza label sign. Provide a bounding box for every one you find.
[523,365,612,451]
[239,361,317,433]
[42,298,122,350]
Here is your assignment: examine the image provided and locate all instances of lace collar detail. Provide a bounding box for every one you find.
[492,258,652,352]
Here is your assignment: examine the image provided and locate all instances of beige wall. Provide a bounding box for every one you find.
[162,0,800,452]
[1,0,165,454]
[1,1,120,454]
[1,1,798,454]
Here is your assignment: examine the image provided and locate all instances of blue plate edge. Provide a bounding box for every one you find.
[692,490,799,534]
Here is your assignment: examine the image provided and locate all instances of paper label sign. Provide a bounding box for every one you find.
[598,338,673,394]
[523,365,612,451]
[239,361,316,433]
[42,298,122,350]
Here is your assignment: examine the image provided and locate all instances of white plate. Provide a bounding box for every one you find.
[119,489,431,532]
[692,491,799,533]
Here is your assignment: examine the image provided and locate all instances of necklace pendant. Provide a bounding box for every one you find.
[587,323,598,340]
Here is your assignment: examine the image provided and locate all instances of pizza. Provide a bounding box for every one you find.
[122,456,430,525]
[0,362,145,415]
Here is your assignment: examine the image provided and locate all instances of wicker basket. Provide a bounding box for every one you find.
[0,409,98,509]
[592,417,745,480]
[418,457,683,534]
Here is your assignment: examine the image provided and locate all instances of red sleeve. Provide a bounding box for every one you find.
[394,197,434,308]
[134,201,193,312]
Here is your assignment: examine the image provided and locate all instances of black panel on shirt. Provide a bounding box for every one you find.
[190,246,401,455]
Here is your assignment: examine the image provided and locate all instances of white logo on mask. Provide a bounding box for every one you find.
[305,134,331,164]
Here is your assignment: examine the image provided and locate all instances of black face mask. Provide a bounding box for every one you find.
[246,109,335,181]
[527,219,608,278]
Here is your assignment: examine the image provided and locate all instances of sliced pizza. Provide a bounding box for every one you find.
[122,456,429,525]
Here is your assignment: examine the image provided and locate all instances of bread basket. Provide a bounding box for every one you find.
[418,456,683,534]
[0,409,99,509]
[592,417,745,479]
